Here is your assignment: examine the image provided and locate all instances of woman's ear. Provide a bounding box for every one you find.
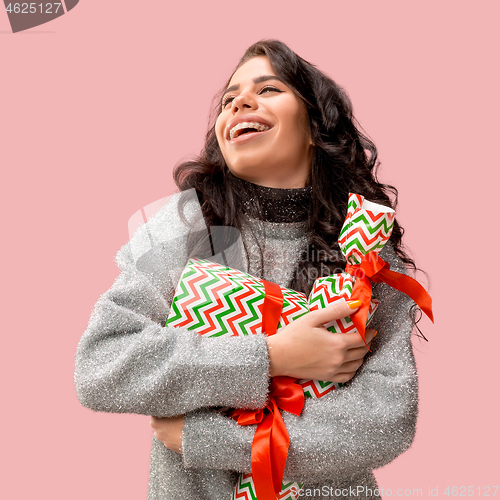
[307,129,315,147]
[306,118,315,147]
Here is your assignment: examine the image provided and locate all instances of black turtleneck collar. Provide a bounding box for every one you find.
[226,170,312,223]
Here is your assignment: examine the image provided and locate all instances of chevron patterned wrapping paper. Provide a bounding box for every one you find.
[165,193,395,500]
[232,474,302,500]
[339,193,395,266]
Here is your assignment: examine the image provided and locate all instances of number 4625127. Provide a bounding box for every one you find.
[5,3,63,14]
[443,486,499,497]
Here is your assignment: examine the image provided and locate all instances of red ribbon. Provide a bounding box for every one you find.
[229,279,305,500]
[345,251,434,347]
[230,377,304,500]
[261,280,285,338]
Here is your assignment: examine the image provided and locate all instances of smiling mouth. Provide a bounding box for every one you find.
[229,121,272,140]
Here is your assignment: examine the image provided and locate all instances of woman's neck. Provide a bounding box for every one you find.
[226,170,312,223]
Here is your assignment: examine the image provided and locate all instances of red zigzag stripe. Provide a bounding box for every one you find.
[197,273,236,335]
[338,225,389,247]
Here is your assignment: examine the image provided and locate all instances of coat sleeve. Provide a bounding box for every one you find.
[74,193,270,417]
[181,244,419,482]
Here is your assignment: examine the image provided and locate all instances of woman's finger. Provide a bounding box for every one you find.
[330,371,358,384]
[303,299,362,327]
[341,356,365,370]
[338,328,378,353]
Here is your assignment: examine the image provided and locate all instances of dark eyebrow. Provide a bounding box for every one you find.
[221,75,284,98]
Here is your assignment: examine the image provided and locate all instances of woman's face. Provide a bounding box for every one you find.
[215,56,313,189]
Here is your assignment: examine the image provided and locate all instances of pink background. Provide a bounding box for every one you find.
[2,1,498,498]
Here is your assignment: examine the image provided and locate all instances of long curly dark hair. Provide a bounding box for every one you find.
[173,39,418,300]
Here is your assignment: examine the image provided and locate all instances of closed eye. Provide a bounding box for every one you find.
[221,95,234,108]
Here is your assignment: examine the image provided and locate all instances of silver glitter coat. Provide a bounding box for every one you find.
[75,192,418,499]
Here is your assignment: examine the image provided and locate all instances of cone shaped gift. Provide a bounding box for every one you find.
[166,193,399,500]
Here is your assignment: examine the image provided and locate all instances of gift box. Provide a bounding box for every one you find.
[166,193,433,500]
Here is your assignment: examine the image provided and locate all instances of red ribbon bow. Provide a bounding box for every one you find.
[229,279,305,500]
[345,251,434,347]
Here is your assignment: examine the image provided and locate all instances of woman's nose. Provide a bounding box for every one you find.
[232,92,257,112]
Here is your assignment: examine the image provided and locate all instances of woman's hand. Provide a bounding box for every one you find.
[266,299,376,382]
[150,415,184,454]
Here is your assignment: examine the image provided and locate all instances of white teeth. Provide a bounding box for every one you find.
[229,121,271,140]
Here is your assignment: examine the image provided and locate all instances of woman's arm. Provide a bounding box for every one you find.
[181,246,419,481]
[75,193,371,419]
[74,194,271,417]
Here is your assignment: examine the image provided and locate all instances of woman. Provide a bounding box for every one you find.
[75,40,419,499]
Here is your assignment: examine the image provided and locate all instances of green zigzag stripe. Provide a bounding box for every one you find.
[165,267,199,325]
[198,268,252,336]
[327,315,353,334]
[204,284,245,337]
[339,212,393,240]
[316,380,334,389]
[339,222,350,239]
[235,476,257,500]
[308,294,327,309]
[181,273,224,331]
[343,239,385,254]
[232,292,264,335]
[194,268,265,336]
[347,198,362,212]
[350,213,394,234]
